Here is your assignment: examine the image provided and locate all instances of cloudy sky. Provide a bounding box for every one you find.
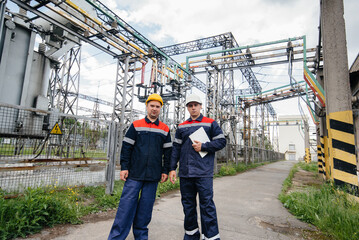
[78,0,359,118]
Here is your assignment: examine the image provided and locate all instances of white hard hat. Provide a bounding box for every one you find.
[185,94,202,106]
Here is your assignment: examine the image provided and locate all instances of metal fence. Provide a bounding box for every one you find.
[242,145,285,164]
[0,102,285,195]
[0,103,120,193]
[219,143,284,164]
[215,143,285,173]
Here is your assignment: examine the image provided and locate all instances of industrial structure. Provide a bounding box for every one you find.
[0,0,358,197]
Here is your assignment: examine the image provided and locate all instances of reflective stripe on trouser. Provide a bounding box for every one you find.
[108,179,158,240]
[201,233,220,240]
[180,177,220,240]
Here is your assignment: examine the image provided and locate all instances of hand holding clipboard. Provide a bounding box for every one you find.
[189,127,210,158]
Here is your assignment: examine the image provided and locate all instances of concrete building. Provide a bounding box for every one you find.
[277,115,307,161]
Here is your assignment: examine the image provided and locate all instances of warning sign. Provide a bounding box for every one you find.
[50,123,62,135]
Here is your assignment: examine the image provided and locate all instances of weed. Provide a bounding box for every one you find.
[279,162,359,240]
[0,161,269,239]
[215,162,267,178]
[156,179,180,198]
[0,187,82,239]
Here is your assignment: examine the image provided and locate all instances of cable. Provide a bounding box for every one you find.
[286,46,325,118]
[261,66,303,71]
[81,51,104,61]
[299,86,325,118]
[298,122,305,140]
[253,72,302,77]
[84,61,117,72]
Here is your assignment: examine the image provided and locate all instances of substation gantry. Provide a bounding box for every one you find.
[1,0,317,163]
[159,33,284,161]
[170,35,318,162]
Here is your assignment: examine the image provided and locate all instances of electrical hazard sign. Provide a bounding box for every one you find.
[50,123,62,135]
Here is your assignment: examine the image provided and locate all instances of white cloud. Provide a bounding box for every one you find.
[120,0,320,47]
[80,45,117,102]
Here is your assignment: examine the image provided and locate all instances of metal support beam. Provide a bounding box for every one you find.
[243,106,251,164]
[52,45,81,115]
[173,89,186,129]
[205,69,218,119]
[10,0,117,57]
[112,56,136,126]
[159,32,233,56]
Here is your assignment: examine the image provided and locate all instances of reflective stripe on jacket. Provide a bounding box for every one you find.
[120,116,172,181]
[170,114,226,177]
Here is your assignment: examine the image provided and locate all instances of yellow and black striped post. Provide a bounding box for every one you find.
[304,120,311,164]
[305,148,311,163]
[319,114,329,180]
[323,134,332,180]
[319,136,327,179]
[327,111,358,197]
[317,142,324,175]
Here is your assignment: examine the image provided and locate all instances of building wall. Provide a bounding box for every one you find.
[349,54,359,178]
[278,115,306,160]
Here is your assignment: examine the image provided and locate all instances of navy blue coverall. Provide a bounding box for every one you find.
[108,116,172,240]
[171,114,226,240]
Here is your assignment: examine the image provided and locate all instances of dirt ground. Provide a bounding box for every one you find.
[290,169,325,191]
[18,168,329,240]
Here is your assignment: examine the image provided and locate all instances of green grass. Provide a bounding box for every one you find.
[156,179,180,197]
[296,161,318,173]
[215,161,267,177]
[0,145,106,158]
[279,162,359,240]
[0,161,270,239]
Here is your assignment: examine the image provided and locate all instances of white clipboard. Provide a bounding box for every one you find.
[189,127,210,158]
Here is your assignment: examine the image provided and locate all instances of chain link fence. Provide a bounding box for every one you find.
[0,103,120,194]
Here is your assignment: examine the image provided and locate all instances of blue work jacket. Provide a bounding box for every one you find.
[120,116,172,182]
[170,114,226,178]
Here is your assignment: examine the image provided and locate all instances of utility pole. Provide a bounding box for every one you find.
[321,0,358,195]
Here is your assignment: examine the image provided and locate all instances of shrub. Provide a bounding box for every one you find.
[0,187,81,239]
[218,164,237,176]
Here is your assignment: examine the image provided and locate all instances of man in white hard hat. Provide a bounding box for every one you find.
[169,93,226,240]
[108,93,172,240]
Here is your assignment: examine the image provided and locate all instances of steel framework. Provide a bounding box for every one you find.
[1,0,320,194]
[159,33,285,158]
[48,45,81,115]
[57,46,81,115]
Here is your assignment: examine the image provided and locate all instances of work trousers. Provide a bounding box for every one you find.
[108,179,158,240]
[180,177,220,240]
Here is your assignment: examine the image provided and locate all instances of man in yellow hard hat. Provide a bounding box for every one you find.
[108,93,172,240]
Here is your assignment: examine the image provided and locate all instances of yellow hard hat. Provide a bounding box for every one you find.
[145,93,163,106]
